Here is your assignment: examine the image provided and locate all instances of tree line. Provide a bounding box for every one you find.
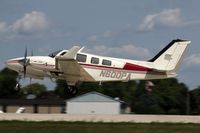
[0,67,200,115]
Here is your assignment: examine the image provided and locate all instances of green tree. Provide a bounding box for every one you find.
[134,78,188,114]
[153,78,188,114]
[134,92,165,114]
[190,87,200,115]
[54,79,70,99]
[134,80,165,114]
[78,82,103,94]
[54,79,137,104]
[100,81,137,111]
[20,83,47,98]
[0,68,19,98]
[54,77,190,115]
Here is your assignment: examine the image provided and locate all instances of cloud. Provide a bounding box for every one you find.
[184,53,200,67]
[38,45,52,53]
[0,22,7,33]
[12,11,49,35]
[85,44,150,59]
[88,35,98,42]
[102,31,117,38]
[0,11,49,38]
[139,8,200,31]
[88,31,118,42]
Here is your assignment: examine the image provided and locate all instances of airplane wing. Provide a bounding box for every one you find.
[55,46,94,84]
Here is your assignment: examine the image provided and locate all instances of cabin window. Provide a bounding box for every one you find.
[60,51,67,56]
[102,59,111,66]
[91,57,99,64]
[48,50,62,58]
[76,54,87,62]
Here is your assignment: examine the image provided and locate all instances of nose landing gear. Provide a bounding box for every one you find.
[15,83,21,91]
[15,76,21,91]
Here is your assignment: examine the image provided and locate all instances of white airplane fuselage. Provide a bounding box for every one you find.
[6,39,190,86]
[6,51,171,83]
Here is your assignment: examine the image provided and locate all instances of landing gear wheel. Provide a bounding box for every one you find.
[66,86,78,96]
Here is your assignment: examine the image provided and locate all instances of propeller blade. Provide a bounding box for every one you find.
[24,47,27,61]
[23,47,28,78]
[23,65,26,78]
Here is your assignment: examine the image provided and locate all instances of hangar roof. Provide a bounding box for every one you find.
[67,91,121,103]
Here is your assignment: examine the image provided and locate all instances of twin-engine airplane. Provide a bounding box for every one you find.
[6,39,190,96]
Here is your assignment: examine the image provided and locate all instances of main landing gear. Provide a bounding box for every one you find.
[65,85,78,96]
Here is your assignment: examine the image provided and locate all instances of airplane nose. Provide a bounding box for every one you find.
[5,59,17,65]
[5,60,12,69]
[5,59,12,66]
[5,59,20,70]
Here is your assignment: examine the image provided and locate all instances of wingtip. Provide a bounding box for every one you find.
[79,46,85,52]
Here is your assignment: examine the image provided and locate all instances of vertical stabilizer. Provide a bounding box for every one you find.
[149,39,190,72]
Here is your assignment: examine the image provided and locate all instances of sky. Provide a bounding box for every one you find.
[0,0,200,89]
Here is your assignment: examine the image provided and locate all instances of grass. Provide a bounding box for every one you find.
[0,121,199,133]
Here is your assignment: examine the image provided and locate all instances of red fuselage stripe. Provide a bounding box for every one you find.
[80,63,151,72]
[123,63,151,71]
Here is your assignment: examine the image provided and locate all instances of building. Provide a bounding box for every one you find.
[0,99,65,113]
[66,91,130,114]
[0,92,130,114]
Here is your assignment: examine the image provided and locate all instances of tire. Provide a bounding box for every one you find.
[66,86,78,96]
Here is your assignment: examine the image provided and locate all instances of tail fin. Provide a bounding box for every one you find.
[149,39,190,72]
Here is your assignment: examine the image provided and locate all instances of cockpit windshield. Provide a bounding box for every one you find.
[48,50,62,58]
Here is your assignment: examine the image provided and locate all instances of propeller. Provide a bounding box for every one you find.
[19,47,30,78]
[23,47,28,77]
[29,50,34,82]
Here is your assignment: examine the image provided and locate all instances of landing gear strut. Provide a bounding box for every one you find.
[15,83,21,91]
[15,76,21,91]
[65,86,78,96]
